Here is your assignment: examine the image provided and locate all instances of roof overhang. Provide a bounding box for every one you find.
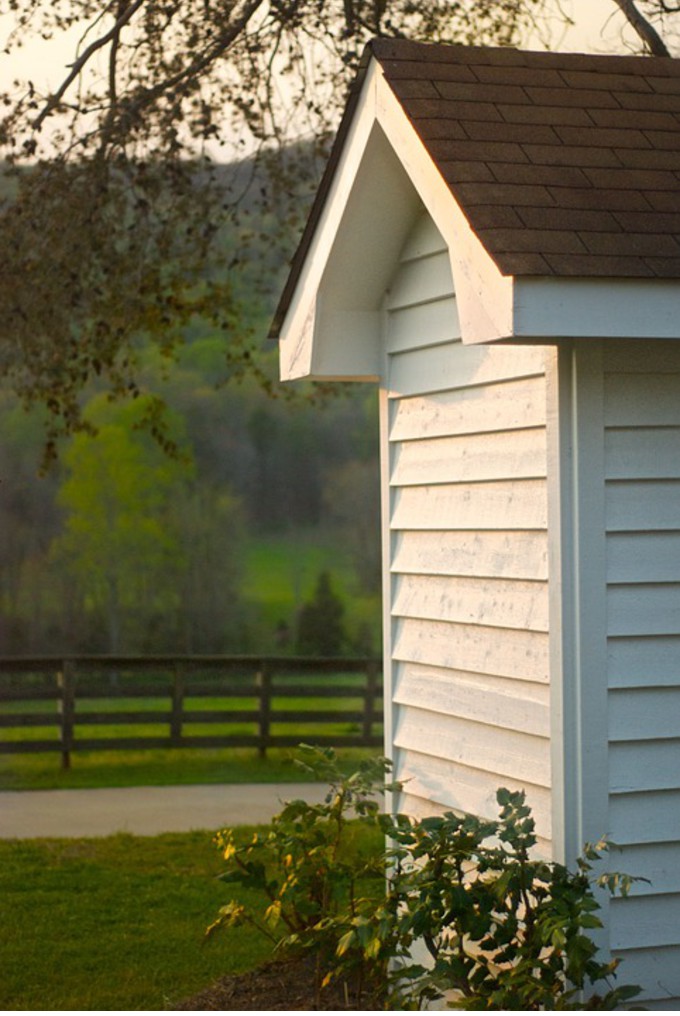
[276,52,680,382]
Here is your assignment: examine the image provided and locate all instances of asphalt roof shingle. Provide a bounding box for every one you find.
[372,38,680,279]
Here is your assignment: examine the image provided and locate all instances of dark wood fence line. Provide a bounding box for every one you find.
[0,655,383,768]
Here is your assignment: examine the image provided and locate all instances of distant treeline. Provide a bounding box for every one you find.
[0,148,381,657]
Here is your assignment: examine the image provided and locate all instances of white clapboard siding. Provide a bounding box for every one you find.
[392,529,549,581]
[607,635,680,688]
[387,296,460,353]
[603,339,680,374]
[388,342,546,398]
[609,687,680,741]
[610,894,680,951]
[610,741,680,793]
[390,427,547,486]
[392,573,549,632]
[392,617,550,683]
[603,346,680,990]
[381,211,551,864]
[607,584,680,636]
[393,661,550,735]
[604,372,680,426]
[605,427,680,479]
[389,375,547,442]
[612,946,680,1011]
[607,532,680,583]
[395,746,552,842]
[606,479,680,531]
[391,480,548,531]
[611,842,680,897]
[387,250,459,313]
[609,790,680,846]
[393,706,551,787]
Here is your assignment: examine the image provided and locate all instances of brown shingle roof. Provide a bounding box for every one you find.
[372,38,680,278]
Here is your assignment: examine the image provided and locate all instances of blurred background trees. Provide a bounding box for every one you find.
[0,1,676,655]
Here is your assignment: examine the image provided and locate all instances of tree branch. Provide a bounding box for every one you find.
[609,0,672,55]
[32,0,147,131]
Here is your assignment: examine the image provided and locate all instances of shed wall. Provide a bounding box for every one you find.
[381,212,552,850]
[603,340,680,1008]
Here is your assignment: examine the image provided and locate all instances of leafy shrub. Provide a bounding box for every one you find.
[207,745,394,1007]
[372,790,642,1010]
[207,747,642,1011]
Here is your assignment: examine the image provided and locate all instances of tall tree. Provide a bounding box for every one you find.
[51,394,192,651]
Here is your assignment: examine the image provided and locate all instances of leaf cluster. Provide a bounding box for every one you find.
[207,747,643,1011]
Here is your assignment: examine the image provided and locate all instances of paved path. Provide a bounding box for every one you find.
[0,783,330,839]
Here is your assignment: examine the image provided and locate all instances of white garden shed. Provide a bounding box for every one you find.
[272,39,680,1008]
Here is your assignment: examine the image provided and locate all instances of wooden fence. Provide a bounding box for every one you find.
[0,655,383,768]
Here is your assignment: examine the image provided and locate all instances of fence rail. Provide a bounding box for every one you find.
[0,655,383,768]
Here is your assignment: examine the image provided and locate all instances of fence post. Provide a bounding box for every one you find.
[171,663,184,747]
[363,660,379,744]
[256,663,271,759]
[57,660,75,770]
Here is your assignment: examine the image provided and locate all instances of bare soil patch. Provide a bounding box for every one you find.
[174,954,384,1010]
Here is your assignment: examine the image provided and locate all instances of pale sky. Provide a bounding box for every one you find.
[0,1,669,160]
[0,1,656,92]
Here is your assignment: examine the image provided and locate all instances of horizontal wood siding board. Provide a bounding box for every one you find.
[398,213,447,261]
[605,427,680,479]
[393,661,549,735]
[607,532,680,583]
[607,583,680,636]
[609,790,680,845]
[610,893,680,951]
[391,480,548,531]
[609,687,680,741]
[606,480,680,531]
[386,250,454,311]
[386,296,460,353]
[389,376,547,442]
[604,373,680,426]
[395,746,552,840]
[393,617,550,682]
[393,706,550,786]
[610,741,680,793]
[609,842,680,897]
[610,945,680,1011]
[392,573,549,633]
[387,343,546,398]
[603,341,680,374]
[392,530,549,581]
[608,635,680,688]
[390,427,547,486]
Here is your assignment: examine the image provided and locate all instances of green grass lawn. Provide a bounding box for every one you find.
[243,530,382,652]
[0,822,385,1010]
[0,745,379,791]
[0,828,275,1010]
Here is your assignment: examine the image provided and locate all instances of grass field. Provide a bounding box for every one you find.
[0,822,384,1010]
[0,744,379,791]
[0,829,276,1010]
[242,531,382,653]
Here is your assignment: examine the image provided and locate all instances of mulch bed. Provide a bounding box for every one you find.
[174,954,385,1011]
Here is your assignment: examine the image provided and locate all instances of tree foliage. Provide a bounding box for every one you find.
[51,394,193,650]
[0,0,675,448]
[0,0,542,447]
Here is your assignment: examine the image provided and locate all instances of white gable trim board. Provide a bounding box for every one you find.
[276,51,680,1009]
